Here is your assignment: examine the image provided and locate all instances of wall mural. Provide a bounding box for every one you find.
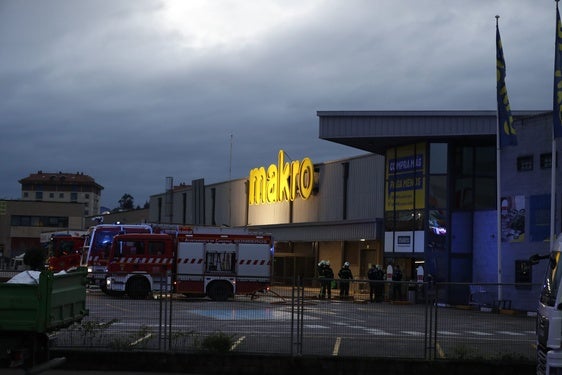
[501,195,525,243]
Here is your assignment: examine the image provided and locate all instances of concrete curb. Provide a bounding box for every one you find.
[50,350,536,375]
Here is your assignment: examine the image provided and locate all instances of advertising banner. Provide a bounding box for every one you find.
[385,143,426,211]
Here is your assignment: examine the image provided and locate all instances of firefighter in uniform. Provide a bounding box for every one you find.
[338,262,353,297]
[318,260,334,299]
[374,265,385,302]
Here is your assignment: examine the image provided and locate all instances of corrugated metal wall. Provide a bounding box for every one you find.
[315,160,344,221]
[346,155,385,220]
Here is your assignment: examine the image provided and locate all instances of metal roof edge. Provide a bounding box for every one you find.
[248,218,382,231]
[316,110,547,117]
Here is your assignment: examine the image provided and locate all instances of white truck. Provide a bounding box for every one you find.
[533,234,562,374]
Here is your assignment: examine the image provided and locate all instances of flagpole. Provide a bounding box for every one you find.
[496,15,503,301]
[551,138,557,246]
[497,117,503,301]
[552,0,561,248]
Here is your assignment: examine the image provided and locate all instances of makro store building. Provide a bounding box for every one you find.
[149,110,557,310]
[149,150,386,286]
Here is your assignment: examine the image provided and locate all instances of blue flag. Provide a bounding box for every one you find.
[554,4,562,138]
[496,22,517,147]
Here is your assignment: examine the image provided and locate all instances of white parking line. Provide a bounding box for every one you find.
[496,331,525,336]
[436,331,460,336]
[466,331,493,336]
[364,328,393,336]
[401,331,424,336]
[230,336,246,350]
[332,337,341,356]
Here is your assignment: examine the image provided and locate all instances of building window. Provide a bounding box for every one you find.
[59,193,64,198]
[452,145,496,210]
[23,192,28,198]
[10,215,68,228]
[70,192,78,202]
[12,216,30,226]
[85,193,90,199]
[517,155,534,171]
[49,193,54,198]
[384,209,424,231]
[430,143,448,174]
[541,153,552,169]
[35,191,43,200]
[529,194,549,242]
[31,216,42,226]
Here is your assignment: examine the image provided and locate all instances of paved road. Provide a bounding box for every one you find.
[49,288,536,360]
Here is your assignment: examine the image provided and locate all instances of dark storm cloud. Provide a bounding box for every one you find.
[0,0,555,208]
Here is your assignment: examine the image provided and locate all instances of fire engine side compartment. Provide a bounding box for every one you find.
[176,242,206,294]
[175,236,272,298]
[235,242,272,294]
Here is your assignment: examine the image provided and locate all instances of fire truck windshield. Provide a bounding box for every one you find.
[81,225,152,267]
[93,231,115,258]
[52,240,75,257]
[113,240,145,258]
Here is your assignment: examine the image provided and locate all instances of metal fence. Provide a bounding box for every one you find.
[50,275,537,362]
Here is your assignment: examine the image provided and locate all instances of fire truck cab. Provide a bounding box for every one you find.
[105,233,173,298]
[46,234,85,272]
[81,224,153,288]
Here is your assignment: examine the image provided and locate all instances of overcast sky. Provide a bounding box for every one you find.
[0,0,556,209]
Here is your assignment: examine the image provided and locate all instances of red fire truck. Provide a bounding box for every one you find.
[45,233,86,272]
[80,224,152,288]
[103,226,273,300]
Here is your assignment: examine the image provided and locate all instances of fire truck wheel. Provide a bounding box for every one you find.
[126,276,150,299]
[207,281,233,301]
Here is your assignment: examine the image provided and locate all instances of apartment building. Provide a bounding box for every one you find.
[19,171,103,216]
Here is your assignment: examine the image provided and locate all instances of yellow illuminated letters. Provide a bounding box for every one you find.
[249,150,314,205]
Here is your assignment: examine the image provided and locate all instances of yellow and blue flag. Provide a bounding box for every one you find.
[554,3,562,138]
[496,21,517,147]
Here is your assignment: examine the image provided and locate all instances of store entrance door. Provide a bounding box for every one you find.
[360,249,377,279]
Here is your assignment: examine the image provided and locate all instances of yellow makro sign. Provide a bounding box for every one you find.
[249,150,314,205]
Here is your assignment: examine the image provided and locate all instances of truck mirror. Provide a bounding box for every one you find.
[529,253,550,265]
[529,254,540,265]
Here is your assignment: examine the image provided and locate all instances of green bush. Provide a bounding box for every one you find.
[197,331,235,353]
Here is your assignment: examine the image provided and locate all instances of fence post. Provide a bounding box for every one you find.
[290,275,304,356]
[167,270,173,351]
[424,281,438,360]
[157,270,172,352]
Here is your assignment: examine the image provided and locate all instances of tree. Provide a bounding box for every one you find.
[118,193,134,210]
